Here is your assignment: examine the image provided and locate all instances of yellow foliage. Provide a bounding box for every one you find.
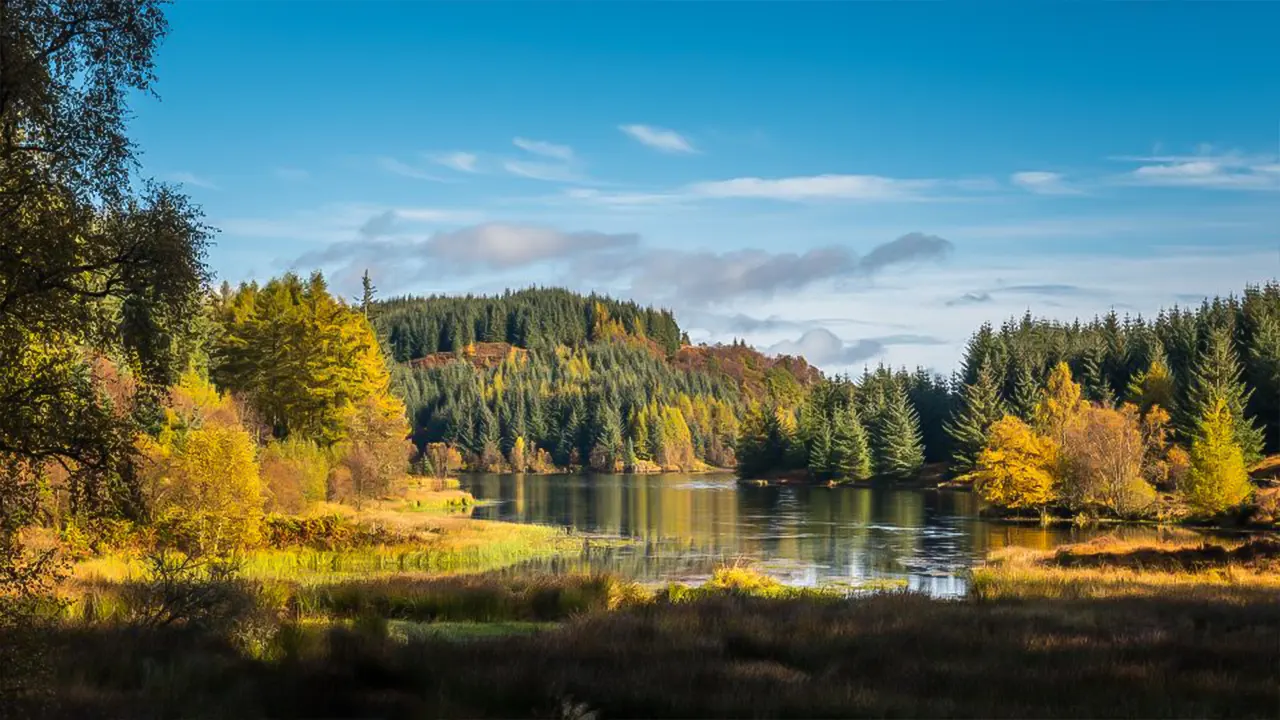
[1183,398,1253,515]
[1059,404,1154,516]
[966,416,1058,510]
[143,425,263,555]
[1034,362,1085,443]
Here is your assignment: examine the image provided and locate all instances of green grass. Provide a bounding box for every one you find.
[72,520,590,584]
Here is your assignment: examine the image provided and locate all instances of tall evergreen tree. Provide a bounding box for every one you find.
[1010,359,1040,422]
[945,362,1007,473]
[1079,342,1116,407]
[830,404,873,481]
[1180,326,1265,464]
[874,382,925,480]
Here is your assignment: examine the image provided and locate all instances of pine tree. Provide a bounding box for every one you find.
[358,269,377,318]
[1010,359,1040,422]
[798,395,831,477]
[945,362,1007,473]
[1125,355,1174,415]
[830,404,872,481]
[1183,398,1253,515]
[809,421,833,478]
[1080,342,1115,407]
[1180,326,1264,464]
[874,382,925,480]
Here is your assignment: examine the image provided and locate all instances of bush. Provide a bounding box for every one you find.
[141,425,264,555]
[330,396,413,503]
[1059,405,1155,517]
[260,439,330,514]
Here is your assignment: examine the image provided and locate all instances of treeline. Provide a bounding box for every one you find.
[377,288,685,361]
[950,288,1280,463]
[735,368,951,482]
[744,285,1280,520]
[395,341,744,473]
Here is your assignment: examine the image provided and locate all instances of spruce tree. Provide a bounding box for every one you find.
[831,404,872,481]
[809,421,833,478]
[945,361,1007,472]
[1080,342,1115,407]
[875,382,925,480]
[1180,326,1265,464]
[1010,359,1040,422]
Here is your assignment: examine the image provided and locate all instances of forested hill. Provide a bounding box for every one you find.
[374,287,818,474]
[377,288,685,360]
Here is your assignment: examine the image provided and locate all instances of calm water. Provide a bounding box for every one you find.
[460,473,1189,597]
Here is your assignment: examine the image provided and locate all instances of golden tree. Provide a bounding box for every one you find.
[1033,362,1086,444]
[965,416,1057,511]
[1182,398,1253,515]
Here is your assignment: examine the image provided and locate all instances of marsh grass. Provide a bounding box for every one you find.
[72,519,582,584]
[970,534,1280,601]
[27,534,1280,718]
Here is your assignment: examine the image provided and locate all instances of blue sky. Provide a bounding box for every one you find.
[134,2,1280,372]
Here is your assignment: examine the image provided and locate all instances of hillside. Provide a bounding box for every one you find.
[376,288,816,474]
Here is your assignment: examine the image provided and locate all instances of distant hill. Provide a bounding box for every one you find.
[374,288,815,473]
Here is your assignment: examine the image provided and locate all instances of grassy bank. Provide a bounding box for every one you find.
[8,535,1278,718]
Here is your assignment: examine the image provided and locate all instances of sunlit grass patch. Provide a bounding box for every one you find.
[970,534,1280,602]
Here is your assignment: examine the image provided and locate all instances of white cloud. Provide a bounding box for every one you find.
[431,151,480,173]
[688,174,940,202]
[166,171,218,190]
[377,156,450,182]
[734,248,1280,372]
[1011,171,1080,195]
[512,137,574,160]
[564,188,679,207]
[619,124,698,154]
[1115,148,1280,191]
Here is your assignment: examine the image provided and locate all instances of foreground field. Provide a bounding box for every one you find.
[5,533,1278,718]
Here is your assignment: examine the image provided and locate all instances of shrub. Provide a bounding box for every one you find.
[141,425,264,555]
[330,396,413,503]
[1059,405,1155,517]
[260,439,330,513]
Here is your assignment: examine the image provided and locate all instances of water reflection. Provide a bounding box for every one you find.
[462,473,1184,597]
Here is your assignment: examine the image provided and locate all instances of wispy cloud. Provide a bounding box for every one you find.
[512,137,574,160]
[166,171,218,190]
[687,174,944,202]
[1011,171,1080,195]
[574,232,954,307]
[273,167,309,182]
[765,328,946,368]
[619,124,698,154]
[1115,148,1279,191]
[431,151,480,173]
[295,222,638,290]
[377,156,451,182]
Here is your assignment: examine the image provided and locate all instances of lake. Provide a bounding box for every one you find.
[459,473,1191,597]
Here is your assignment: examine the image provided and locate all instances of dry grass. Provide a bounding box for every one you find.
[20,533,1280,718]
[971,533,1280,602]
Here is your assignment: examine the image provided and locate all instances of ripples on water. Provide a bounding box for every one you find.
[461,472,1185,598]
